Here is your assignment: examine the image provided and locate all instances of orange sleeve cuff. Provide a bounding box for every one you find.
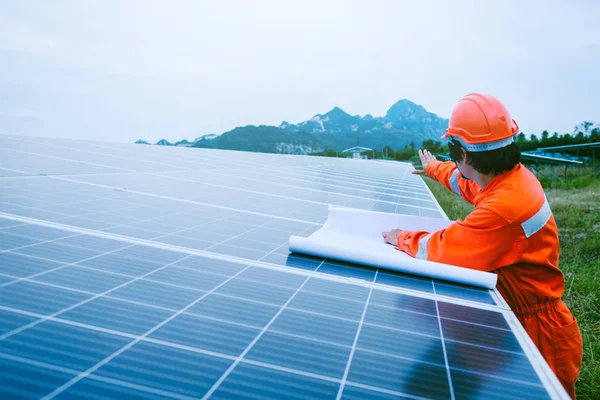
[396,230,416,257]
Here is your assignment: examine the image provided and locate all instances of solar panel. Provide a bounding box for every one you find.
[0,133,568,399]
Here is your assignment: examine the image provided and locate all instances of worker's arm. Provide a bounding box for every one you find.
[395,207,521,272]
[412,150,477,204]
[425,160,478,204]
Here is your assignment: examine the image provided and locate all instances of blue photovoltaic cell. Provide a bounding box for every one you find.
[214,278,299,306]
[434,281,496,305]
[287,290,365,321]
[108,279,204,310]
[0,321,132,371]
[57,378,172,400]
[171,256,247,276]
[0,281,92,315]
[213,363,340,400]
[235,266,307,288]
[0,252,64,277]
[14,242,103,264]
[301,277,370,302]
[0,309,39,335]
[246,331,350,379]
[441,318,522,353]
[269,309,359,346]
[93,341,233,398]
[369,290,437,315]
[450,369,551,400]
[149,314,260,356]
[445,340,541,383]
[187,294,279,328]
[3,224,75,241]
[0,138,560,399]
[0,358,76,400]
[58,297,173,335]
[32,266,133,294]
[357,324,445,365]
[375,270,434,293]
[76,254,164,276]
[364,304,441,337]
[317,261,377,281]
[53,235,129,253]
[341,385,414,400]
[438,301,510,330]
[0,232,41,251]
[144,266,230,291]
[347,350,451,399]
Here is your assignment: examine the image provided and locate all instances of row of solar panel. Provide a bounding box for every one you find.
[0,219,550,399]
[0,218,495,305]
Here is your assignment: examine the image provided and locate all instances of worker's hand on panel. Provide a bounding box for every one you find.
[382,229,403,246]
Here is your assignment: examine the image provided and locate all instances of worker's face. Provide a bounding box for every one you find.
[454,148,473,181]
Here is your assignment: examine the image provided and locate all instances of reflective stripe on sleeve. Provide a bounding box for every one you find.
[449,169,461,198]
[521,197,552,238]
[415,233,432,260]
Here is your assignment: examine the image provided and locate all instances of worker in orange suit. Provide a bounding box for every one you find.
[382,93,583,399]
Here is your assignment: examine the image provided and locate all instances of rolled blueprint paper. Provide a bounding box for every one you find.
[289,206,497,289]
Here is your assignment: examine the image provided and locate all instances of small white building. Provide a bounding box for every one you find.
[342,146,373,159]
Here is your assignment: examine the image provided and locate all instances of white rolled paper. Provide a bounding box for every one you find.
[289,206,497,289]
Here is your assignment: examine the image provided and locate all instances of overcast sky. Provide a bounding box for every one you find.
[1,0,599,143]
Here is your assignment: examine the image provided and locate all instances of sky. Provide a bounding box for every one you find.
[1,0,599,143]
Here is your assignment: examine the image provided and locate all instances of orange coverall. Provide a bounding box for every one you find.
[396,160,583,398]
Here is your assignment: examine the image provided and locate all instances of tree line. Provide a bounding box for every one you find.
[311,121,599,160]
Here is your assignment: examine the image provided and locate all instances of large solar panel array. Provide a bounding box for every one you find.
[0,134,567,399]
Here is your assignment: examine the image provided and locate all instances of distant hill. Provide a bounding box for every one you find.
[193,125,325,154]
[140,99,449,154]
[135,139,150,145]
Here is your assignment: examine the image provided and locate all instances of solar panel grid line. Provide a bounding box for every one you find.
[0,250,190,341]
[39,263,255,400]
[336,270,376,400]
[432,286,456,400]
[199,261,321,400]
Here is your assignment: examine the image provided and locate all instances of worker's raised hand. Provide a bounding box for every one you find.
[412,149,437,175]
[382,229,403,246]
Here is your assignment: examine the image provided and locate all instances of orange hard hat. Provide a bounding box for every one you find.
[442,93,519,152]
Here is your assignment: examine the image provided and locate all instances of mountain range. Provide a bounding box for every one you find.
[138,99,449,154]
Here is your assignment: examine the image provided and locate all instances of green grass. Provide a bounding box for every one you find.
[422,174,600,400]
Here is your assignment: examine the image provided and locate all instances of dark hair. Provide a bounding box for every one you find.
[448,139,521,175]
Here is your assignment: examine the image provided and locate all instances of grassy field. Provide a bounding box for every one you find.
[422,172,599,400]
